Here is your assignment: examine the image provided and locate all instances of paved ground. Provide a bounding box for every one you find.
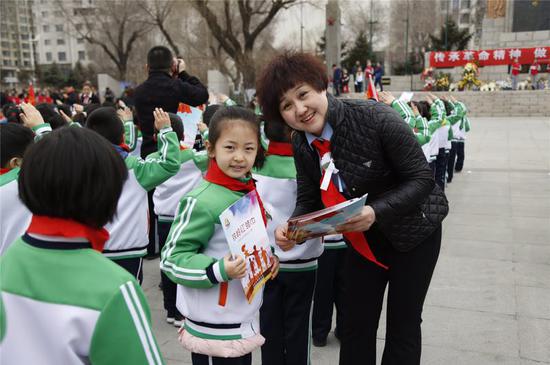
[142,117,550,364]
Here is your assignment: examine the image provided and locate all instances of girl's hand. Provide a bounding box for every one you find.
[378,91,395,105]
[19,103,45,128]
[73,103,84,114]
[223,254,246,279]
[153,108,170,130]
[270,255,280,279]
[117,106,133,123]
[197,121,208,133]
[59,109,73,123]
[411,103,420,116]
[275,223,298,252]
[336,205,376,233]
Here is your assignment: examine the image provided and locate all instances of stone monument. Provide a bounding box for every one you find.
[325,0,341,76]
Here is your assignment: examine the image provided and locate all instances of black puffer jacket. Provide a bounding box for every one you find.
[292,94,446,251]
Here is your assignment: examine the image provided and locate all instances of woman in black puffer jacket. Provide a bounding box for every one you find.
[256,52,448,365]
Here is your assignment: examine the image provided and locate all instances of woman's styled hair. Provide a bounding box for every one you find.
[256,52,328,124]
[207,106,265,168]
[85,107,124,145]
[0,123,34,167]
[18,127,128,228]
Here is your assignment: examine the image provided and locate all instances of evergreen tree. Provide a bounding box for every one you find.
[430,19,473,51]
[39,63,65,88]
[342,31,375,71]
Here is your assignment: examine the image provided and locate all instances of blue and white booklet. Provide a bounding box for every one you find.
[287,193,368,241]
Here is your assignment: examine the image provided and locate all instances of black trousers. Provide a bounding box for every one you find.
[157,220,178,315]
[339,226,442,365]
[375,78,383,91]
[435,148,449,191]
[454,141,465,172]
[191,353,251,365]
[146,190,158,256]
[260,269,316,365]
[113,257,144,284]
[447,141,465,182]
[312,248,347,341]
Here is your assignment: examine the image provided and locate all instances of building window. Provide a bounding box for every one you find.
[41,11,49,17]
[23,61,30,66]
[20,26,28,32]
[1,42,9,48]
[23,52,30,58]
[43,25,50,32]
[78,50,86,60]
[75,23,83,31]
[3,60,10,66]
[57,38,65,45]
[2,50,9,57]
[54,11,63,16]
[44,39,51,45]
[46,52,52,62]
[21,34,29,40]
[460,0,471,9]
[460,13,470,24]
[21,43,30,49]
[58,52,66,62]
[77,38,84,44]
[55,24,64,32]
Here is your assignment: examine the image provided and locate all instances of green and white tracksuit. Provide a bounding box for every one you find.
[0,123,53,255]
[449,101,470,142]
[421,99,445,162]
[390,99,431,147]
[252,155,323,270]
[0,235,164,364]
[153,148,208,222]
[160,182,263,340]
[0,168,31,255]
[103,127,180,260]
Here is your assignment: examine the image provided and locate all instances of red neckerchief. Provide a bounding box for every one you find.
[180,144,187,151]
[0,167,11,175]
[311,139,388,269]
[27,215,109,252]
[118,142,130,152]
[266,141,293,156]
[204,159,267,226]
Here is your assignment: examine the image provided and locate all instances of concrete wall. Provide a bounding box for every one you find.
[344,90,550,117]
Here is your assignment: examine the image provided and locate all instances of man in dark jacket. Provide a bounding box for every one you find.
[134,46,209,259]
[135,46,209,158]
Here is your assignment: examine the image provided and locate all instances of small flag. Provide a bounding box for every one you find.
[365,74,378,101]
[28,83,36,105]
[178,103,192,114]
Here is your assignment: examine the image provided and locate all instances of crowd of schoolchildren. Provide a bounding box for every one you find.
[0,45,469,365]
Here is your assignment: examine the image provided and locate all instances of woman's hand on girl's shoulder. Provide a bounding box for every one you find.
[274,223,298,252]
[223,254,246,279]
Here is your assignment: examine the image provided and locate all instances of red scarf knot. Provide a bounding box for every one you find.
[310,139,387,270]
[204,159,268,226]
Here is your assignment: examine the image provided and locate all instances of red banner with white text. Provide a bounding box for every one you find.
[429,47,550,68]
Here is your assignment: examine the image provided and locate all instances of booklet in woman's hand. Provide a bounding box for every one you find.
[287,193,368,241]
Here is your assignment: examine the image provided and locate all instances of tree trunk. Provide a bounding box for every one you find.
[238,50,256,90]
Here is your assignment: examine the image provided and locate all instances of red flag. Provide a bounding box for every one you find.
[28,83,36,105]
[177,103,192,113]
[365,74,378,101]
